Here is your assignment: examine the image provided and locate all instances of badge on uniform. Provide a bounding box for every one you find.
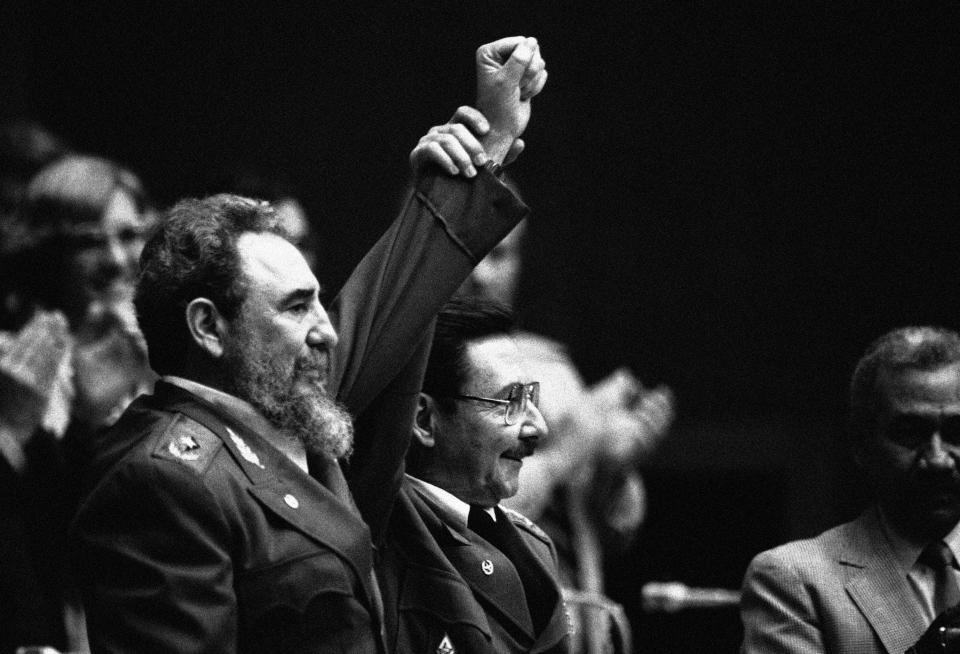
[481,559,494,575]
[437,634,455,654]
[167,434,201,461]
[228,429,265,469]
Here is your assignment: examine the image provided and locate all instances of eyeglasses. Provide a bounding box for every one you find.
[448,381,540,426]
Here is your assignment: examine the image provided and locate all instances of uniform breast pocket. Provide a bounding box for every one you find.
[397,565,491,654]
[237,550,375,654]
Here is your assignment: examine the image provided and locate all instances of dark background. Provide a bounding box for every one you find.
[3,2,959,651]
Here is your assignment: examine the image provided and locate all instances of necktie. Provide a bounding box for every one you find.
[467,505,498,541]
[920,540,960,616]
[468,505,553,634]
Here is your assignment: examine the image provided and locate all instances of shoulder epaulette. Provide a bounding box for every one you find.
[501,506,551,543]
[152,413,223,475]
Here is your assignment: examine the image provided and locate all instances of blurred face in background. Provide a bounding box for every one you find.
[274,197,317,271]
[458,221,525,308]
[18,156,155,332]
[65,187,153,329]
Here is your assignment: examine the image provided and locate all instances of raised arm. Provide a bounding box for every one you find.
[408,36,547,178]
[329,36,548,415]
[330,37,547,528]
[475,36,547,163]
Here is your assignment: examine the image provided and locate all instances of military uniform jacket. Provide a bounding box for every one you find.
[70,168,528,654]
[377,480,571,654]
[740,506,939,654]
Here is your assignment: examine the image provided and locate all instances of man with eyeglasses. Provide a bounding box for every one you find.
[740,326,960,654]
[373,295,570,654]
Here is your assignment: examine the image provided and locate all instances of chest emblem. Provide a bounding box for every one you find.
[481,559,494,575]
[437,634,456,654]
[228,429,265,469]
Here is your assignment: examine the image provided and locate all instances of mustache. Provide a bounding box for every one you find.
[295,348,330,376]
[913,472,960,495]
[293,348,330,392]
[505,437,538,460]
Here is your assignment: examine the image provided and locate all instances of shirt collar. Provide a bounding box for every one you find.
[405,474,497,532]
[162,375,283,444]
[941,520,960,565]
[879,506,960,570]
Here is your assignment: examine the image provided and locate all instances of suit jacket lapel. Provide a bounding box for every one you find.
[843,507,929,654]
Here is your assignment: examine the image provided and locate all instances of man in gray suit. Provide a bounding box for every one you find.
[741,326,960,654]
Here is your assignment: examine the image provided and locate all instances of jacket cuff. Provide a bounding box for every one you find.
[413,166,529,263]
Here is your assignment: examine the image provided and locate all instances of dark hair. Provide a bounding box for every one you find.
[421,295,516,412]
[848,326,960,442]
[18,155,147,240]
[134,194,285,375]
[406,296,515,474]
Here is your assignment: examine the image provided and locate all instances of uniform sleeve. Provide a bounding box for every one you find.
[329,168,527,416]
[740,550,824,654]
[345,327,433,546]
[71,459,237,654]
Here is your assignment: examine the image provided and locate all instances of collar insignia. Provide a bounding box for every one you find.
[228,429,265,469]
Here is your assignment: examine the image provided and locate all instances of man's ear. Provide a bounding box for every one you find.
[185,298,231,358]
[413,393,438,448]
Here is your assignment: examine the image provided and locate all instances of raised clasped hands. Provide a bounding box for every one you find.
[475,36,547,162]
[410,36,547,176]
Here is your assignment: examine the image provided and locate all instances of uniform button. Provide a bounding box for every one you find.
[481,560,494,575]
[284,494,299,509]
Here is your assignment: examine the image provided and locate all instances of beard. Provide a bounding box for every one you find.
[222,334,354,460]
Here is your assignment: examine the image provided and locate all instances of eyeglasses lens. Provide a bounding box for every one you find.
[505,383,539,425]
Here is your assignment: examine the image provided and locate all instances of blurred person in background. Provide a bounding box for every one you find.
[741,326,960,654]
[0,153,156,654]
[2,154,157,441]
[207,167,319,272]
[459,216,675,653]
[0,120,70,248]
